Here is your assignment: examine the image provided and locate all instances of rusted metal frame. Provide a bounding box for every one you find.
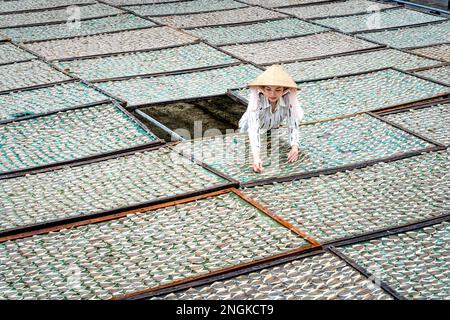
[353,18,449,35]
[231,188,320,246]
[241,0,344,10]
[0,185,237,240]
[111,100,163,142]
[242,144,444,188]
[0,11,128,29]
[0,78,77,95]
[296,66,394,82]
[127,93,228,111]
[135,4,250,18]
[323,213,450,249]
[182,16,289,30]
[227,87,450,125]
[402,41,450,51]
[167,143,240,185]
[396,2,450,17]
[135,109,185,141]
[267,1,443,54]
[328,214,450,252]
[383,0,450,16]
[226,66,395,100]
[0,144,163,182]
[408,61,450,73]
[370,93,450,115]
[0,78,77,96]
[20,24,160,45]
[0,98,165,180]
[409,65,450,87]
[407,51,450,65]
[50,39,201,62]
[0,99,114,126]
[13,41,50,61]
[348,18,450,35]
[226,88,249,105]
[115,244,320,300]
[307,5,403,21]
[368,111,447,148]
[272,65,450,94]
[0,60,126,106]
[33,55,78,80]
[390,65,450,88]
[0,58,37,67]
[375,97,450,116]
[0,188,236,243]
[202,41,263,70]
[116,0,196,6]
[95,0,162,25]
[0,140,165,180]
[90,61,242,83]
[124,249,325,300]
[0,98,159,140]
[257,44,388,66]
[327,247,406,300]
[92,61,244,84]
[5,41,82,85]
[183,15,290,30]
[0,1,97,16]
[77,79,128,106]
[215,29,331,47]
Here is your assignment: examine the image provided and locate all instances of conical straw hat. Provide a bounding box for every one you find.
[248,64,298,89]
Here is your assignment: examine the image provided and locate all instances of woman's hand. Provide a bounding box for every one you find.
[252,158,264,173]
[287,145,299,163]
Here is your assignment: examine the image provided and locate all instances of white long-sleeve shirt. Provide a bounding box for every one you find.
[238,91,301,159]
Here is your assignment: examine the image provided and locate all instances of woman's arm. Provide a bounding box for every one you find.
[287,103,301,163]
[247,110,263,172]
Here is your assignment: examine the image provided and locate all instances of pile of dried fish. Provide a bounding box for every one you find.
[414,65,450,86]
[315,8,446,33]
[384,103,450,146]
[0,82,110,122]
[279,0,397,19]
[0,0,94,13]
[153,7,286,28]
[356,20,450,49]
[0,103,157,174]
[0,147,227,232]
[0,3,123,28]
[407,43,450,62]
[187,18,328,46]
[95,64,261,106]
[2,14,155,43]
[231,68,448,123]
[126,0,246,16]
[243,148,449,242]
[338,221,450,299]
[173,114,433,184]
[0,192,307,299]
[24,27,197,61]
[0,60,71,92]
[221,31,380,64]
[157,252,391,300]
[240,0,328,7]
[281,48,441,81]
[55,43,238,81]
[0,43,36,65]
[103,0,183,5]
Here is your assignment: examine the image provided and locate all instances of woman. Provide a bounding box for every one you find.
[239,64,304,173]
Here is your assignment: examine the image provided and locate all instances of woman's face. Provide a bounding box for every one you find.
[262,86,285,104]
